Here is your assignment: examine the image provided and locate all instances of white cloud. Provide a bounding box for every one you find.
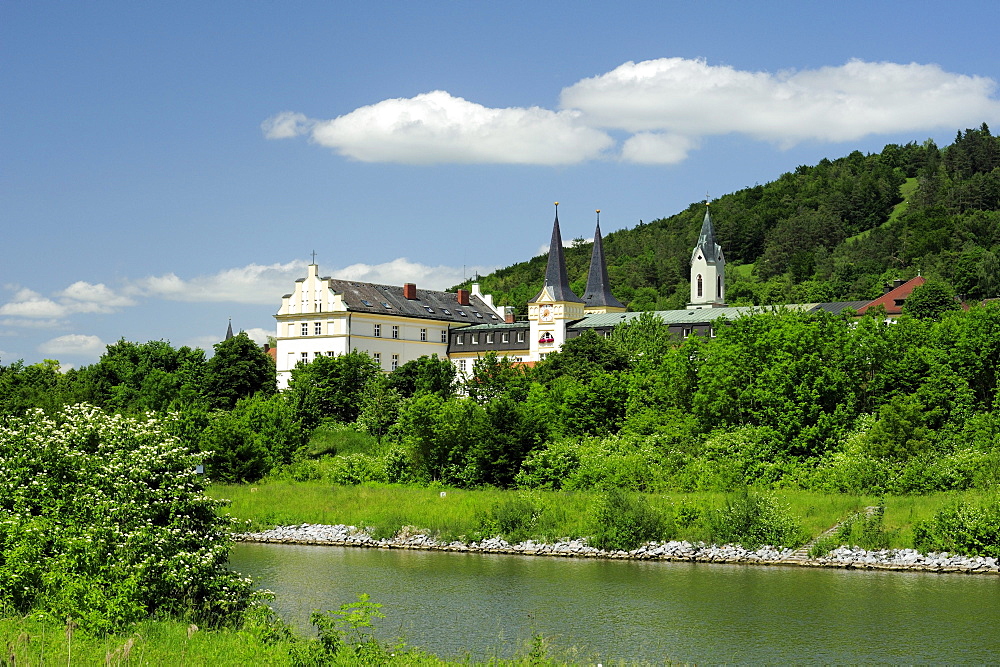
[0,283,135,319]
[265,58,1000,166]
[331,257,497,291]
[261,111,314,139]
[38,334,106,358]
[131,261,307,304]
[0,318,65,329]
[621,133,698,164]
[561,58,1000,145]
[266,90,614,165]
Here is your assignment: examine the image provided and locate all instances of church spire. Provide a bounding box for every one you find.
[532,202,583,303]
[584,209,625,311]
[225,318,234,340]
[693,204,721,264]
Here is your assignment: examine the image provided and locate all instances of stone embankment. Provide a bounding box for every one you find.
[235,524,1000,575]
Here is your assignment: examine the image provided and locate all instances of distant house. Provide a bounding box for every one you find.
[857,276,927,317]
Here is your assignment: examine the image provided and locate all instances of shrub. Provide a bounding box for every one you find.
[0,405,258,631]
[478,493,545,543]
[588,489,671,551]
[707,490,805,549]
[912,499,1000,557]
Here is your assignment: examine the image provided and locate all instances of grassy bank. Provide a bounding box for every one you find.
[0,612,571,666]
[209,482,990,549]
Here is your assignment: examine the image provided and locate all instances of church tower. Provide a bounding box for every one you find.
[688,204,726,309]
[529,203,586,360]
[583,210,626,314]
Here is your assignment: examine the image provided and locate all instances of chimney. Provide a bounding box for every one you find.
[457,289,470,306]
[893,278,905,289]
[504,306,515,324]
[403,283,417,300]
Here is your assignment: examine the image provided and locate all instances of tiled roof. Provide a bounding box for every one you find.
[857,276,926,315]
[323,279,502,324]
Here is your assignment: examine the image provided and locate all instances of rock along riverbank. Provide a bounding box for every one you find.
[235,524,1000,575]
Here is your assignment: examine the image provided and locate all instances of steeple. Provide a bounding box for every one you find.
[583,210,625,312]
[692,205,722,264]
[532,202,584,303]
[225,318,234,340]
[688,202,726,309]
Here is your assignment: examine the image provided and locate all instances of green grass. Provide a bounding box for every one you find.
[211,482,990,550]
[0,612,579,665]
[844,177,918,245]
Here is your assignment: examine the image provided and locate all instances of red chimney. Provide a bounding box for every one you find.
[504,306,515,324]
[403,283,417,299]
[457,289,470,306]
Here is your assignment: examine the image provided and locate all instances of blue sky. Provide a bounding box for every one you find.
[3,0,999,367]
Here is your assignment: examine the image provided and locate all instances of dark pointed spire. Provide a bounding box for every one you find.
[225,318,234,340]
[692,204,722,264]
[532,202,584,303]
[584,210,625,310]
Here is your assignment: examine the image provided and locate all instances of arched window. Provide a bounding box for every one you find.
[696,275,703,297]
[717,275,722,298]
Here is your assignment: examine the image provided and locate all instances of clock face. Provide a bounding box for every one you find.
[540,306,553,322]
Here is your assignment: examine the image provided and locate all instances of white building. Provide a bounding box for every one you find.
[273,263,501,389]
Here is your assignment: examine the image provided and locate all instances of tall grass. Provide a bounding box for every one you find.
[210,482,992,549]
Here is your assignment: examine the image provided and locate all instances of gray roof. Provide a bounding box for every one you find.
[451,321,529,331]
[583,221,625,310]
[691,207,723,265]
[531,210,584,304]
[323,279,501,324]
[571,304,826,329]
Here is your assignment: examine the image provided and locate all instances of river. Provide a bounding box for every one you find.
[230,542,1000,663]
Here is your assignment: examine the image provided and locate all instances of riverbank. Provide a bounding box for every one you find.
[236,523,1000,575]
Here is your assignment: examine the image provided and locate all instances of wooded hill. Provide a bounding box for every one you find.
[457,124,1000,314]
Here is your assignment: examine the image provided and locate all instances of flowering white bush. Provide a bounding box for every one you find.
[0,405,257,631]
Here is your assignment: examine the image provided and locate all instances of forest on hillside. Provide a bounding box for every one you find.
[458,124,1000,314]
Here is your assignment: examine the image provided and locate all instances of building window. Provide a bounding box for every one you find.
[420,328,427,341]
[391,354,399,371]
[516,331,525,343]
[457,359,466,373]
[471,334,479,344]
[717,275,722,299]
[327,351,335,356]
[374,323,381,337]
[501,332,509,343]
[392,325,399,339]
[697,275,703,298]
[314,322,322,335]
[683,327,691,338]
[441,330,447,343]
[300,352,308,361]
[486,333,494,344]
[373,352,381,366]
[301,322,309,336]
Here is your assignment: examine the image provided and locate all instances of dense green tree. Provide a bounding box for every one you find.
[387,354,456,399]
[534,330,629,385]
[465,351,531,404]
[288,351,380,429]
[903,280,961,319]
[205,332,275,410]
